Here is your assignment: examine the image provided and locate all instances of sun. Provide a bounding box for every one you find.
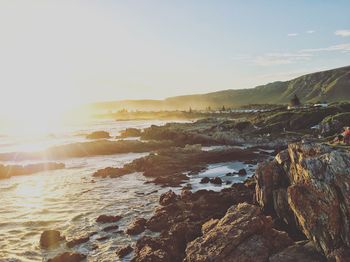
[3,102,67,138]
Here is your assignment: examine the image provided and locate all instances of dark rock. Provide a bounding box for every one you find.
[209,177,222,184]
[47,252,86,262]
[102,225,119,232]
[200,177,210,183]
[116,245,133,258]
[269,241,326,262]
[96,236,109,241]
[126,218,147,235]
[86,131,110,139]
[40,230,65,249]
[225,172,232,176]
[159,190,178,206]
[238,168,247,176]
[66,235,89,248]
[96,215,121,223]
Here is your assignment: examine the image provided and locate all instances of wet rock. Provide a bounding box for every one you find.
[185,203,293,262]
[96,215,122,223]
[86,131,110,139]
[40,230,65,249]
[238,168,247,176]
[102,225,119,232]
[94,146,258,187]
[47,252,86,262]
[66,235,89,248]
[126,218,147,235]
[116,245,133,258]
[269,241,326,262]
[209,177,222,184]
[159,190,178,206]
[140,184,255,261]
[255,142,350,257]
[225,172,232,176]
[199,177,210,183]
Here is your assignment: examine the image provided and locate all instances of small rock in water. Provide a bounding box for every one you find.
[210,177,222,184]
[66,235,89,248]
[159,190,178,206]
[225,172,233,176]
[126,218,147,235]
[226,181,232,185]
[96,215,121,223]
[116,245,133,258]
[47,252,86,262]
[238,168,247,176]
[102,225,119,232]
[200,177,210,184]
[40,230,65,249]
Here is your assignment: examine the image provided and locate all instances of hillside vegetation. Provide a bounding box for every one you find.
[88,65,350,112]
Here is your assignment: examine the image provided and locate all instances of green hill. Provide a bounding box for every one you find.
[89,65,350,112]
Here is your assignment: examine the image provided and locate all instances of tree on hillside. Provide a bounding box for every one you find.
[222,105,226,111]
[290,94,301,107]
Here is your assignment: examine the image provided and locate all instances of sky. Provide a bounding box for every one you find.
[0,0,349,120]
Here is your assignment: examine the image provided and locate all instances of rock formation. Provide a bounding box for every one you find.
[255,142,350,260]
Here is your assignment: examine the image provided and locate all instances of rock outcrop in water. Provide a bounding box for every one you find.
[255,142,350,260]
[93,146,259,186]
[40,230,65,249]
[0,162,65,179]
[86,131,111,139]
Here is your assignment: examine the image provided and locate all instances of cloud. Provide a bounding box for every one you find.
[335,30,350,37]
[300,43,350,53]
[306,30,315,34]
[253,53,312,66]
[287,33,299,37]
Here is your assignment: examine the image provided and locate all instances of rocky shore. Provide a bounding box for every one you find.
[37,111,350,261]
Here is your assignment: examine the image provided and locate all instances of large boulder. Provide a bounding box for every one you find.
[255,142,350,256]
[126,218,147,235]
[185,203,293,262]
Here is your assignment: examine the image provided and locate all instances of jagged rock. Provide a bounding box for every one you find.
[209,177,222,184]
[238,168,247,176]
[47,252,86,262]
[200,177,210,183]
[96,214,121,223]
[159,190,178,206]
[116,245,133,258]
[40,230,65,249]
[126,218,147,235]
[255,142,350,256]
[269,241,326,262]
[66,235,89,248]
[185,203,293,262]
[140,184,254,261]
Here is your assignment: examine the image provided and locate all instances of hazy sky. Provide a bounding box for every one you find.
[0,0,349,115]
